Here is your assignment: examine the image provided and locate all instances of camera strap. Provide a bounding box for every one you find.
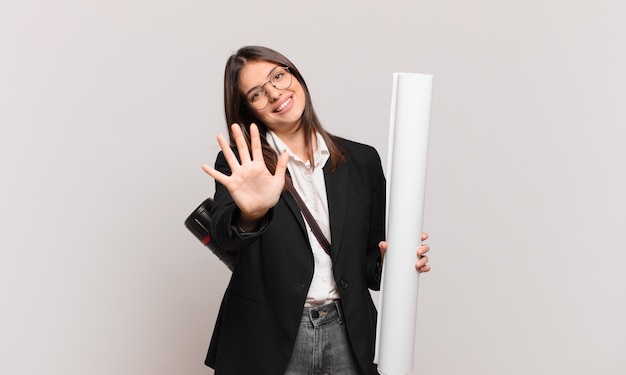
[287,185,331,256]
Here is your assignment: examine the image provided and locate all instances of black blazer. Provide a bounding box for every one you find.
[205,138,386,375]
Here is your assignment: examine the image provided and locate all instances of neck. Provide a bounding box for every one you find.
[273,127,317,163]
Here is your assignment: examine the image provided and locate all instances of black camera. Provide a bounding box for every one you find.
[184,198,237,271]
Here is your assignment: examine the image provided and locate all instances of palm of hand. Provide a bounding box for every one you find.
[202,123,289,221]
[223,155,285,217]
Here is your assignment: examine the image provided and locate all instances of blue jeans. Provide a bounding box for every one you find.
[284,301,362,375]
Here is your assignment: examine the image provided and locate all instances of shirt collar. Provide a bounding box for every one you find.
[266,130,330,168]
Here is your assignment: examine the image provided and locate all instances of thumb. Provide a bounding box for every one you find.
[274,151,289,178]
[378,241,387,259]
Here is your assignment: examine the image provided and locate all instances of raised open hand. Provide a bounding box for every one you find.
[202,123,289,229]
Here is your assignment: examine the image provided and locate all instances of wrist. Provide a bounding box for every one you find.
[237,212,263,232]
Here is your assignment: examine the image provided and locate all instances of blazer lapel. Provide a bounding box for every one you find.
[282,154,350,259]
[281,189,309,243]
[323,157,349,261]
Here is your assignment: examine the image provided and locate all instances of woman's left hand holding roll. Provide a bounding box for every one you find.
[378,232,431,273]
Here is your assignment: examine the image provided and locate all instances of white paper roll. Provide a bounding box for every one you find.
[374,73,433,375]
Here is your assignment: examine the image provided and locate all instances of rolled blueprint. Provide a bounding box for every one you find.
[374,73,433,375]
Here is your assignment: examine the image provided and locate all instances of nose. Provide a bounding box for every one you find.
[265,84,283,102]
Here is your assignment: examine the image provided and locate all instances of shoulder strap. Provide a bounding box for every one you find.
[287,186,332,256]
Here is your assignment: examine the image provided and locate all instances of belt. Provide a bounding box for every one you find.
[302,301,344,326]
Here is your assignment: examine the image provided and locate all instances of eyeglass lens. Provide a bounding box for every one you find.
[247,67,292,110]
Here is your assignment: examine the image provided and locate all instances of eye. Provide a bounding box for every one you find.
[249,90,263,102]
[273,71,285,82]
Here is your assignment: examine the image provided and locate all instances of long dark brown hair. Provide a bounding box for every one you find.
[223,46,345,176]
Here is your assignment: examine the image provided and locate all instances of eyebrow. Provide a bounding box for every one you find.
[244,66,281,97]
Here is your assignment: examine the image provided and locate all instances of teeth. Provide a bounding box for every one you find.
[276,98,291,112]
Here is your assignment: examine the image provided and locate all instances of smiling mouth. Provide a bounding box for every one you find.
[274,97,292,113]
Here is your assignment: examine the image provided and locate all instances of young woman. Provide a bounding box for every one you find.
[201,46,430,375]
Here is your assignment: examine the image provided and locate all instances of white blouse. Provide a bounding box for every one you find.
[266,130,340,307]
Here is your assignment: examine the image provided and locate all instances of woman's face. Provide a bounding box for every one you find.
[238,60,306,135]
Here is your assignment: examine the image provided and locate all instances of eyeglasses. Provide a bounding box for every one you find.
[245,66,293,110]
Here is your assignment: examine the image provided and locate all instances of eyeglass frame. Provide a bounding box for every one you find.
[244,66,293,110]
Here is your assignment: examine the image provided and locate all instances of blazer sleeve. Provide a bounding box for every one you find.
[365,146,386,291]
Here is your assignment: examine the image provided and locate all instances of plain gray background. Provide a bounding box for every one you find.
[1,0,625,374]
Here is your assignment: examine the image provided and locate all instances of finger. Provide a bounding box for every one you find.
[231,124,251,163]
[378,241,387,260]
[274,150,289,178]
[217,133,241,171]
[421,232,429,241]
[417,244,430,257]
[201,164,229,186]
[415,255,429,270]
[250,124,264,162]
[417,264,431,273]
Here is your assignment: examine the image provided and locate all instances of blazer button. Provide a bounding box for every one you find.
[339,279,348,289]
